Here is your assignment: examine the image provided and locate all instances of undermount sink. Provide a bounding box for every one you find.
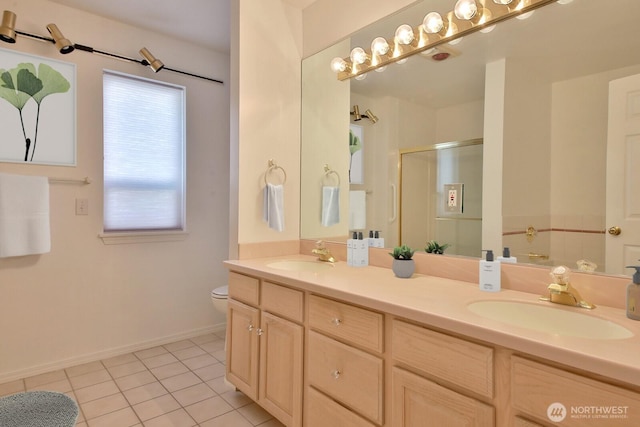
[467,300,633,340]
[266,260,334,272]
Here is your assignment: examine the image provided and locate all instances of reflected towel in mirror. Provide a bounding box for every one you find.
[0,173,51,258]
[321,186,340,227]
[263,183,284,232]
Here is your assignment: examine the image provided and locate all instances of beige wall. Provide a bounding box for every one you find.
[0,0,230,381]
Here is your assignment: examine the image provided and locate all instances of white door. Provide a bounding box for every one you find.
[606,74,640,274]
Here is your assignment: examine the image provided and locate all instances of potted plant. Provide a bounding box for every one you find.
[425,240,450,255]
[389,244,415,278]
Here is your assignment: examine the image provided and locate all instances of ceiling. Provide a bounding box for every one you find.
[45,0,317,53]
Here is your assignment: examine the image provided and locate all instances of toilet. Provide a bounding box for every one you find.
[210,285,228,317]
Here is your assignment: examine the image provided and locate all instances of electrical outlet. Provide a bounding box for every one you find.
[76,198,89,215]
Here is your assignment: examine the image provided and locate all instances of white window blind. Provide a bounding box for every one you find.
[103,71,186,232]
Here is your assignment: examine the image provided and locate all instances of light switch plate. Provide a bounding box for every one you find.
[76,198,89,215]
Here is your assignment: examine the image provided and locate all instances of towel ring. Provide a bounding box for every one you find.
[264,159,287,185]
[323,164,341,186]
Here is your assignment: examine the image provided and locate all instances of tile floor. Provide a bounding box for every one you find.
[0,331,285,427]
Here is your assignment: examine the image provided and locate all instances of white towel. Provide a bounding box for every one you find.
[263,183,284,232]
[0,173,51,258]
[349,190,366,230]
[321,186,340,227]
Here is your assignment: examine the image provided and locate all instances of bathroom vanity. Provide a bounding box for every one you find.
[224,256,640,427]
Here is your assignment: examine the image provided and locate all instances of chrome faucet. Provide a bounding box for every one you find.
[539,265,595,309]
[312,240,335,263]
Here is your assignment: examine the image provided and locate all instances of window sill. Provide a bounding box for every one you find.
[99,230,189,245]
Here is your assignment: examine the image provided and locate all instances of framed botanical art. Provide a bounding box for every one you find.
[0,47,76,166]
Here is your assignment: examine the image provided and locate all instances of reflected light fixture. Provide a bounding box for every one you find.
[330,57,349,73]
[454,0,480,21]
[350,105,379,124]
[46,23,74,54]
[350,47,368,65]
[139,47,164,72]
[351,105,362,121]
[423,12,446,35]
[395,24,415,45]
[364,109,379,124]
[0,10,16,43]
[371,37,389,56]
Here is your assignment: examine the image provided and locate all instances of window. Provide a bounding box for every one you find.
[103,71,186,233]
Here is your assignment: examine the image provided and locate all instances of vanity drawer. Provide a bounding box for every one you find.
[261,281,303,323]
[305,387,376,427]
[392,319,494,398]
[307,331,383,424]
[228,272,259,306]
[512,356,640,426]
[308,295,383,353]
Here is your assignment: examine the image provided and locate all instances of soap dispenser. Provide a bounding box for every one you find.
[479,250,501,292]
[497,247,517,264]
[626,266,640,320]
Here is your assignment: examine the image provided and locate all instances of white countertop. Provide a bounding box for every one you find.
[224,255,640,387]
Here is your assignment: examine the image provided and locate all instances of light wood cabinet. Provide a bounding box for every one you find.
[226,273,304,427]
[392,367,494,427]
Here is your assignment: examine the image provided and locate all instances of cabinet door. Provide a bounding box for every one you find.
[392,367,494,427]
[259,311,303,427]
[226,299,260,400]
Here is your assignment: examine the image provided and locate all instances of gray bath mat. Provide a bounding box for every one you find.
[0,390,79,427]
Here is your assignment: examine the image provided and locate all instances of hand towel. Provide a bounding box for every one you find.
[349,190,366,230]
[321,186,340,227]
[0,173,51,258]
[263,183,284,232]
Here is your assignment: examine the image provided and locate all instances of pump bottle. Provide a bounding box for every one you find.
[497,247,517,264]
[626,266,640,320]
[479,250,501,292]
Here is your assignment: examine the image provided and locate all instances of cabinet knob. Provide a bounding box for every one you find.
[332,369,341,379]
[256,328,263,336]
[331,318,342,326]
[247,324,254,332]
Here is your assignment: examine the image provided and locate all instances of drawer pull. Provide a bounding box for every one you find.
[331,318,342,326]
[332,369,341,379]
[247,324,254,332]
[256,328,264,336]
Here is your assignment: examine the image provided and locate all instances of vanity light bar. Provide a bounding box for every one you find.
[334,0,560,81]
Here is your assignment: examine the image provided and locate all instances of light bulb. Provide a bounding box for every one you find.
[396,58,408,65]
[395,24,415,45]
[371,37,390,56]
[480,24,496,33]
[419,48,435,56]
[355,73,367,81]
[454,0,478,20]
[374,66,387,73]
[330,57,347,73]
[516,10,535,19]
[556,0,573,3]
[492,0,513,4]
[350,47,367,65]
[449,37,463,45]
[423,12,444,34]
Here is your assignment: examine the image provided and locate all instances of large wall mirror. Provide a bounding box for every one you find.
[300,0,640,275]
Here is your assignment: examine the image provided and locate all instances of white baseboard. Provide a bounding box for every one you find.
[0,322,226,384]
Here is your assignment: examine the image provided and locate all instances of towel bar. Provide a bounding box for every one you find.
[49,176,91,185]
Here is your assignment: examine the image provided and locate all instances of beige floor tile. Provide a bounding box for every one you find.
[0,379,24,397]
[74,380,120,404]
[102,353,138,368]
[142,353,179,369]
[199,410,253,427]
[171,382,216,407]
[181,353,218,371]
[211,350,226,363]
[171,346,206,361]
[220,390,252,409]
[107,360,148,379]
[237,403,273,426]
[257,418,286,427]
[160,372,202,393]
[190,333,219,346]
[24,370,66,389]
[86,406,139,427]
[26,378,72,393]
[185,395,234,424]
[199,340,225,354]
[132,393,180,421]
[81,392,130,420]
[163,340,195,352]
[150,361,189,380]
[193,363,226,382]
[123,381,167,406]
[143,408,196,427]
[115,370,157,391]
[135,346,168,360]
[70,369,112,390]
[206,376,235,395]
[66,361,105,378]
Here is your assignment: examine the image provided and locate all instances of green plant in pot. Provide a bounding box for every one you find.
[425,240,450,255]
[389,244,415,278]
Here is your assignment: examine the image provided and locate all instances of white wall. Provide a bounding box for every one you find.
[0,0,230,381]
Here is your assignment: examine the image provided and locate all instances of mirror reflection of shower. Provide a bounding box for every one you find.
[399,139,483,257]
